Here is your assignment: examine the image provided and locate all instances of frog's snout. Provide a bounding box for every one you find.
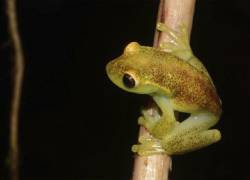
[105,60,114,80]
[105,61,111,75]
[105,60,120,85]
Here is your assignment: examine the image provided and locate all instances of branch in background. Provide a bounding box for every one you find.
[6,0,25,179]
[132,0,196,179]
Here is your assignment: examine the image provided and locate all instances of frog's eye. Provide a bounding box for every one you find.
[123,73,136,88]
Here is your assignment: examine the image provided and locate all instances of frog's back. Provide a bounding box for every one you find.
[140,46,222,116]
[170,61,222,116]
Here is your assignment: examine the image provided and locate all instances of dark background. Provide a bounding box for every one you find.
[0,0,248,179]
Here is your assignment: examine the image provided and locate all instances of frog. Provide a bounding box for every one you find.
[106,23,222,156]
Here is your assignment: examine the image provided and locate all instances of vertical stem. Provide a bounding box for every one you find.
[132,0,196,180]
[160,0,196,42]
[153,0,164,47]
[132,127,171,180]
[6,0,25,180]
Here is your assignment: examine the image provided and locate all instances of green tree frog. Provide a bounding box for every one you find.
[106,23,222,156]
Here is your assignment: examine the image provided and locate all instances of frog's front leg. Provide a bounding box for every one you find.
[132,136,165,156]
[138,116,155,132]
[162,112,221,155]
[139,96,177,137]
[138,107,161,132]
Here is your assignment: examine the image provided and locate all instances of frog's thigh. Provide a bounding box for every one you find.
[164,129,221,155]
[169,113,219,137]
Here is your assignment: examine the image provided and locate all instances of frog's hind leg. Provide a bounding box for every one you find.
[168,113,219,137]
[157,22,213,82]
[163,129,221,155]
[162,113,221,155]
[157,22,193,61]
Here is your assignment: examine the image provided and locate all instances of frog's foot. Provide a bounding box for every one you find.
[163,129,221,155]
[132,136,165,156]
[157,22,193,60]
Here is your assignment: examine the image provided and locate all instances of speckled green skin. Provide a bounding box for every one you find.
[106,23,222,155]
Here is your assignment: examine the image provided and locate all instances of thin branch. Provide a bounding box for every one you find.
[132,127,171,180]
[132,0,196,179]
[6,0,25,179]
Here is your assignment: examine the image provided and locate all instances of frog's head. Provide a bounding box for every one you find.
[106,42,167,95]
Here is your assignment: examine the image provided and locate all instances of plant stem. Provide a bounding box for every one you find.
[6,0,25,180]
[132,0,196,179]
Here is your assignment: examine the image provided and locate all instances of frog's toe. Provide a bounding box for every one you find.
[159,42,176,53]
[138,136,154,143]
[138,116,145,126]
[132,137,166,156]
[132,144,165,156]
[207,129,221,142]
[156,22,178,40]
[132,144,140,153]
[138,112,159,131]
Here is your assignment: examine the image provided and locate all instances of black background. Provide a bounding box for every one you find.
[0,0,248,179]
